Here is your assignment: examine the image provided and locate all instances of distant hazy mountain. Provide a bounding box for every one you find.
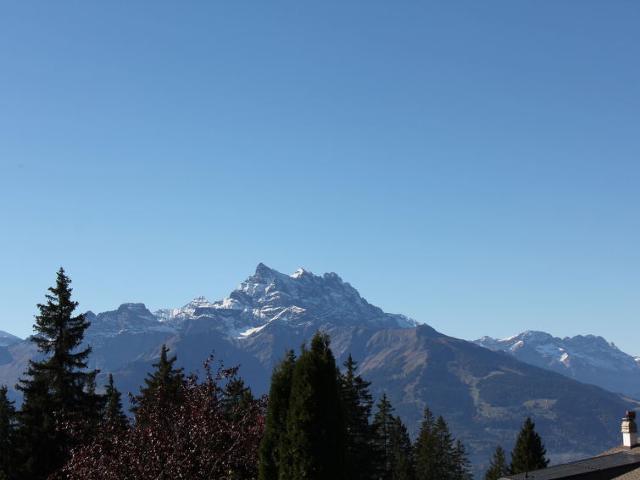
[0,264,637,474]
[0,330,21,347]
[0,331,22,366]
[475,331,640,399]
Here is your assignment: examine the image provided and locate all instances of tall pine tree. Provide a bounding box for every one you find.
[389,416,415,480]
[433,415,456,479]
[223,376,255,420]
[484,445,508,480]
[414,407,437,480]
[372,393,396,479]
[16,268,101,480]
[414,411,467,480]
[452,439,473,480]
[509,417,549,474]
[0,386,16,480]
[259,350,296,480]
[132,344,184,417]
[340,354,375,480]
[103,374,128,430]
[372,396,418,480]
[280,333,346,480]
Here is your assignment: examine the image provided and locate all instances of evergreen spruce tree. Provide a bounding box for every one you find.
[340,354,375,480]
[509,417,549,474]
[433,416,456,479]
[372,393,396,479]
[414,411,460,480]
[223,376,255,420]
[132,344,184,417]
[484,445,508,480]
[0,386,16,480]
[280,333,346,480]
[82,372,105,437]
[258,350,296,480]
[452,439,473,480]
[16,268,101,480]
[389,416,415,480]
[103,374,128,429]
[413,407,437,479]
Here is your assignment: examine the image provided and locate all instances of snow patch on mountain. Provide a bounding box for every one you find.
[477,331,637,372]
[85,303,175,340]
[154,263,418,339]
[238,325,267,338]
[74,264,418,345]
[475,330,640,399]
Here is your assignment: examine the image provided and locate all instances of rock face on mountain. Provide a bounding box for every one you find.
[0,264,637,473]
[155,263,416,334]
[475,331,640,399]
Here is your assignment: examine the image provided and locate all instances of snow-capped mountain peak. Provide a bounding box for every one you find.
[475,330,640,399]
[476,331,635,369]
[85,303,175,341]
[290,267,308,279]
[155,263,417,339]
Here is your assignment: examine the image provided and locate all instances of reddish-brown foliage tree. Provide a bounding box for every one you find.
[57,362,265,480]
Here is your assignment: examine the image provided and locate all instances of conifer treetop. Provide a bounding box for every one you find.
[485,445,509,480]
[510,417,549,474]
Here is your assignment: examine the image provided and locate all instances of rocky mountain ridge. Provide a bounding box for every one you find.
[0,330,21,347]
[475,330,640,399]
[153,263,416,336]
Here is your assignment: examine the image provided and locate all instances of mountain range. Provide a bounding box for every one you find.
[475,331,640,400]
[0,263,638,474]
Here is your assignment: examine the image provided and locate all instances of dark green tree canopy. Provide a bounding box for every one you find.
[485,445,509,480]
[103,374,128,430]
[414,409,472,480]
[389,416,415,480]
[510,417,549,474]
[0,385,17,480]
[18,268,97,411]
[16,268,102,480]
[371,394,419,480]
[259,350,296,480]
[372,393,397,478]
[282,332,346,480]
[258,333,348,480]
[223,375,255,416]
[452,439,473,480]
[340,354,375,480]
[132,344,184,416]
[414,407,437,479]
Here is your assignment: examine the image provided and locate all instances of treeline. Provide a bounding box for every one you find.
[0,269,549,480]
[258,333,473,480]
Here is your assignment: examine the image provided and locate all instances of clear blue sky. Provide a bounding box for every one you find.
[1,1,638,354]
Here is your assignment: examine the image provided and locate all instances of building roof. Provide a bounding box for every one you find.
[602,446,640,457]
[612,466,640,480]
[501,446,640,480]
